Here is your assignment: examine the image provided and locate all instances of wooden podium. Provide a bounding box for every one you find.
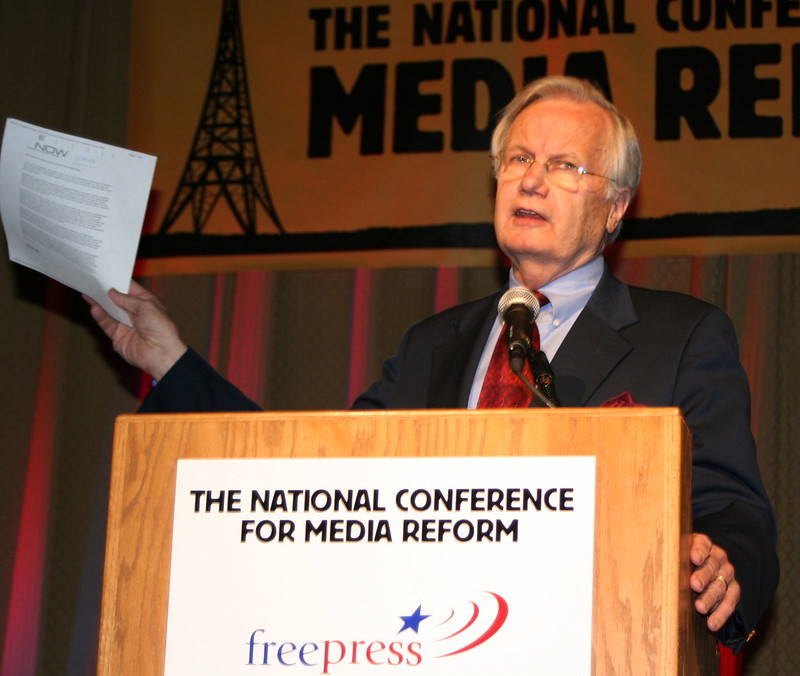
[97,408,717,674]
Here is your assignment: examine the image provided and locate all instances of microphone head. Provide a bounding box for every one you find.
[497,287,541,321]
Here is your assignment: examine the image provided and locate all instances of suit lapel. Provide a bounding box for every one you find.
[427,293,500,408]
[423,267,638,409]
[551,268,639,406]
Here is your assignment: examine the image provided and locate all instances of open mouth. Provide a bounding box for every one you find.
[515,209,545,220]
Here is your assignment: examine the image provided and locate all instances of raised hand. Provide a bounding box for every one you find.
[84,280,187,380]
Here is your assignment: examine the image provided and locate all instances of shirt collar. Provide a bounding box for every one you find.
[508,256,604,325]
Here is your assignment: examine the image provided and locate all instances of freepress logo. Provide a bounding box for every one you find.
[245,591,508,673]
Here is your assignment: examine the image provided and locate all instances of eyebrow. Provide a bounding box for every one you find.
[506,144,583,162]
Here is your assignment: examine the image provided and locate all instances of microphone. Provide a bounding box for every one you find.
[497,287,541,374]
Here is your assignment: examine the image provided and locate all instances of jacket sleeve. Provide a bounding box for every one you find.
[138,347,261,413]
[675,307,778,651]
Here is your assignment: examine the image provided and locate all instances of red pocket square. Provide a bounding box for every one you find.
[601,392,645,408]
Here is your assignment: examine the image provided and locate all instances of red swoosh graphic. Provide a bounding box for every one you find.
[440,601,478,640]
[437,592,509,658]
[434,608,455,627]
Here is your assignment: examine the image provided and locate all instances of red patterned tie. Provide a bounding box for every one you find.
[477,292,548,408]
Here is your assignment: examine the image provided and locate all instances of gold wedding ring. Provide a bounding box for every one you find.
[715,575,729,592]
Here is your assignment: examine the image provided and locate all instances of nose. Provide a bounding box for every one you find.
[519,158,547,194]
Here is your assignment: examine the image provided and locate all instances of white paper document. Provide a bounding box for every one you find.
[0,119,156,324]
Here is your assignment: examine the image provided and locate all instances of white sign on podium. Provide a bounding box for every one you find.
[164,456,596,674]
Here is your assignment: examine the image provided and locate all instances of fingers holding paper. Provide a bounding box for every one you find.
[84,280,187,380]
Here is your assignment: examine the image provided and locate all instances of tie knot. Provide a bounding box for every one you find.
[534,291,549,310]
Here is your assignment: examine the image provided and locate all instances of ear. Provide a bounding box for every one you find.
[606,188,632,236]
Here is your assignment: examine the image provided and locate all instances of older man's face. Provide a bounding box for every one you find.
[493,98,630,286]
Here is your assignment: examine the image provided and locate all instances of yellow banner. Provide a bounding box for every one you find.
[130,0,800,272]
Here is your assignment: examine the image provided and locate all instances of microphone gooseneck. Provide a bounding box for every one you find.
[531,349,560,407]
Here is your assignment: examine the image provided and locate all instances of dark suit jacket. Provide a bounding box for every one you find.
[141,265,778,650]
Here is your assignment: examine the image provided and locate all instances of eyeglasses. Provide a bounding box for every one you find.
[491,153,615,191]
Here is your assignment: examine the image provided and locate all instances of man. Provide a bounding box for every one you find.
[86,76,778,651]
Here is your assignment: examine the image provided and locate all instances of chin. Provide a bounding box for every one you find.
[498,232,551,257]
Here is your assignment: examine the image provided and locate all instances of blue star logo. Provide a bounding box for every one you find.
[398,605,431,634]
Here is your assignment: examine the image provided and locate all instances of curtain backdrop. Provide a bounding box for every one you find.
[2,258,797,675]
[0,1,797,674]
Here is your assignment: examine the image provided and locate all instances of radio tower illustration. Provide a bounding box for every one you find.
[159,0,283,235]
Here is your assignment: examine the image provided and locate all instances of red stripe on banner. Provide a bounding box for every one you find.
[347,269,373,406]
[2,283,62,676]
[434,267,459,313]
[227,271,272,402]
[208,273,227,370]
[689,256,706,300]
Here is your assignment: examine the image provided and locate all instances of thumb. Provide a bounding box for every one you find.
[107,287,143,314]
